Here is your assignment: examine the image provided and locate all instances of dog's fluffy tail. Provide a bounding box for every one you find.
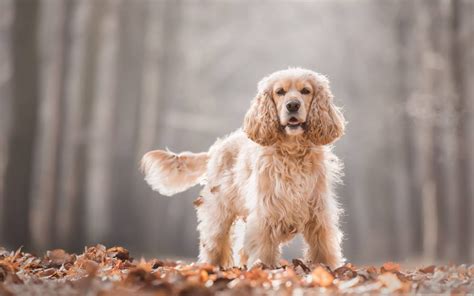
[140,149,208,196]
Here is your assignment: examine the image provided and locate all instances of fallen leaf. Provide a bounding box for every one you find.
[106,246,130,261]
[419,265,436,274]
[0,261,14,282]
[311,266,334,287]
[292,259,310,273]
[334,264,357,280]
[44,249,75,268]
[0,245,471,295]
[381,262,400,273]
[37,268,57,278]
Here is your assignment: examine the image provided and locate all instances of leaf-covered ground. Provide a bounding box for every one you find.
[0,245,472,295]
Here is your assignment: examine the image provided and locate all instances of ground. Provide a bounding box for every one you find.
[0,245,472,295]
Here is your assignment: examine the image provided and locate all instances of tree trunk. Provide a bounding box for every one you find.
[84,0,121,244]
[29,0,67,251]
[451,0,473,261]
[0,0,14,241]
[2,0,40,249]
[108,0,147,248]
[135,0,167,253]
[55,0,92,250]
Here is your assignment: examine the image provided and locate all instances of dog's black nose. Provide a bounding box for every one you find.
[286,100,301,112]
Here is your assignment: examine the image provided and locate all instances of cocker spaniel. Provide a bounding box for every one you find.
[141,68,346,269]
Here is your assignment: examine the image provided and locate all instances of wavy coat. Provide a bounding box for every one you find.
[141,68,346,269]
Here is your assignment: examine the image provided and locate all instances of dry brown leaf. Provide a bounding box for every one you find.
[44,249,75,268]
[0,261,14,282]
[106,246,130,261]
[84,245,107,263]
[37,268,57,278]
[381,261,400,273]
[334,264,357,280]
[292,259,311,273]
[311,266,334,287]
[0,245,471,295]
[419,265,436,274]
[78,259,99,276]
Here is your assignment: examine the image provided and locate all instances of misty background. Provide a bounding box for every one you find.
[0,0,473,265]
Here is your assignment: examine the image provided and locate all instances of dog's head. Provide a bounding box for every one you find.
[243,68,346,146]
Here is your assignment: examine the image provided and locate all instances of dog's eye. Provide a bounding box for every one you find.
[276,88,286,96]
[300,88,311,95]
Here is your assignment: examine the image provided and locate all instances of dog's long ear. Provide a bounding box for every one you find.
[307,74,346,145]
[243,91,280,146]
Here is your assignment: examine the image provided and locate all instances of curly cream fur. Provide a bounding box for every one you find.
[141,68,346,269]
[306,73,346,145]
[243,92,280,146]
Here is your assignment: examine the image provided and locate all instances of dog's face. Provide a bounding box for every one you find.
[243,68,346,146]
[271,77,313,136]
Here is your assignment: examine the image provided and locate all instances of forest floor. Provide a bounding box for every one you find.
[0,245,473,295]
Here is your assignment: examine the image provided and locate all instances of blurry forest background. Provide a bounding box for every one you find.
[0,0,473,265]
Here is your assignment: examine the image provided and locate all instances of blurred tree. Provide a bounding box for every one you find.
[3,0,40,249]
[84,0,121,245]
[0,0,14,241]
[451,0,473,261]
[30,0,68,251]
[55,0,92,250]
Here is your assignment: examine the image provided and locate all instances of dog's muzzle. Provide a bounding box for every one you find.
[282,116,307,130]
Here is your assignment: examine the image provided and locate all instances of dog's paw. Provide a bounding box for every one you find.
[248,259,280,270]
[249,259,267,270]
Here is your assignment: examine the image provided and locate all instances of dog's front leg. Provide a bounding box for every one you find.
[242,213,280,268]
[302,216,344,269]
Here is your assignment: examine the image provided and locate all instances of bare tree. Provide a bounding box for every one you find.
[55,0,93,250]
[135,0,167,254]
[29,0,67,251]
[451,0,473,261]
[84,0,121,244]
[3,0,40,249]
[0,0,14,241]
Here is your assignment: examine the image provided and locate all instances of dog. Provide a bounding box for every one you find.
[141,68,346,269]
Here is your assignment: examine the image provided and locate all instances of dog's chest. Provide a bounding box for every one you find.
[259,153,324,220]
[272,161,317,202]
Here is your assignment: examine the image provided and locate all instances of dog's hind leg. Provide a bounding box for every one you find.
[196,188,236,268]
